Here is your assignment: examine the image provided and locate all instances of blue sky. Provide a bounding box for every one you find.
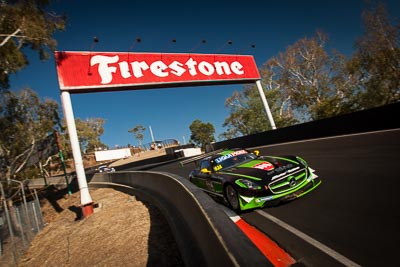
[9,0,400,148]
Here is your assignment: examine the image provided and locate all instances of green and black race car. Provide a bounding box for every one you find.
[183,148,321,212]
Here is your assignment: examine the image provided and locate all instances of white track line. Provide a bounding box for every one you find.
[256,128,399,148]
[256,210,362,267]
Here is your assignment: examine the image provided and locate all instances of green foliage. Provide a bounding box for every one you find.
[75,118,107,153]
[0,0,66,89]
[189,119,215,150]
[0,88,60,180]
[347,1,400,108]
[222,1,399,139]
[221,81,297,140]
[59,117,108,157]
[263,30,359,122]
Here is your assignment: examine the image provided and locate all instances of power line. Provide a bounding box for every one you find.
[215,40,233,53]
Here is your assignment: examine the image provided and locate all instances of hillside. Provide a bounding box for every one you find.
[16,187,184,267]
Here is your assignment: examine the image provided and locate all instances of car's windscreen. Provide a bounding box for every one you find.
[212,150,257,171]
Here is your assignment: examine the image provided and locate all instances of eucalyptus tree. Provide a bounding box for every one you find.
[221,30,353,139]
[0,0,66,89]
[0,88,60,181]
[221,82,296,140]
[74,118,107,153]
[347,1,400,108]
[128,125,146,146]
[263,30,358,122]
[189,119,215,150]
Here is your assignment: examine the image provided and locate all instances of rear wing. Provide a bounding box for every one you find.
[179,149,223,166]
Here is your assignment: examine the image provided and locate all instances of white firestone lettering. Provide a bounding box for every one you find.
[90,55,119,84]
[118,61,131,78]
[151,61,168,77]
[130,61,149,78]
[231,61,244,75]
[198,61,214,76]
[90,55,248,84]
[215,61,231,75]
[169,61,185,76]
[185,58,198,75]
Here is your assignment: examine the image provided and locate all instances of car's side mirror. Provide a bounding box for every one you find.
[253,150,260,156]
[200,168,211,174]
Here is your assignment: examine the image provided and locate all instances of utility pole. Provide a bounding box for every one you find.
[149,125,155,143]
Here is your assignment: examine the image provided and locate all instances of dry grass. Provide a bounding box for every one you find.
[17,187,184,267]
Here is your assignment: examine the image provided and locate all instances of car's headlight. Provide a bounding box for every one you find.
[236,179,260,189]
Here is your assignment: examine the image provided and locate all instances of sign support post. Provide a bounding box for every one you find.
[255,80,277,130]
[60,91,94,217]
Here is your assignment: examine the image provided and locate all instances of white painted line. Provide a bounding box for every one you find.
[221,205,241,222]
[255,128,399,149]
[256,210,362,267]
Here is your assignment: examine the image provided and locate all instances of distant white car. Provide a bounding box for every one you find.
[98,165,115,173]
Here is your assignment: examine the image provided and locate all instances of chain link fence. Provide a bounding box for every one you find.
[0,181,45,267]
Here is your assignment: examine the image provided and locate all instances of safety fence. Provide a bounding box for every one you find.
[0,181,45,267]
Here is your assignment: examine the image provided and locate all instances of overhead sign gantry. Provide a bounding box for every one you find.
[55,51,276,217]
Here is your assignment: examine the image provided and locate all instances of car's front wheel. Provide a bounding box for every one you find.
[225,184,240,211]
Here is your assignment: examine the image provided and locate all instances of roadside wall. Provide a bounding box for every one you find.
[89,172,272,267]
[209,102,400,151]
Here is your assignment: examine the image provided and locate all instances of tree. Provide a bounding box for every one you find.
[221,81,297,140]
[263,30,358,122]
[189,120,215,150]
[128,125,146,146]
[0,88,60,181]
[74,118,107,153]
[59,117,108,156]
[221,30,354,138]
[347,1,400,109]
[0,0,66,89]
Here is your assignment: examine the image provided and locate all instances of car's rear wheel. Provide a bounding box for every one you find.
[225,184,240,211]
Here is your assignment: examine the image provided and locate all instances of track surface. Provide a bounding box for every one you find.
[127,129,400,266]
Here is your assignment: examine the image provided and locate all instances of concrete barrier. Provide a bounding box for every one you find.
[210,102,400,151]
[89,171,272,267]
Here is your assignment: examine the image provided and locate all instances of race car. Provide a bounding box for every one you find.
[97,165,116,173]
[182,148,321,212]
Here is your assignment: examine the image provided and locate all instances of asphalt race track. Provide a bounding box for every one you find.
[125,129,400,266]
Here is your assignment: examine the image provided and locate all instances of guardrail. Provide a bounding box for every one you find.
[89,171,272,267]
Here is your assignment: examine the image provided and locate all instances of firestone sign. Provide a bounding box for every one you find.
[56,51,274,217]
[55,51,261,92]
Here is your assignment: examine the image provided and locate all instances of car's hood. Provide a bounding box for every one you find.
[219,156,303,183]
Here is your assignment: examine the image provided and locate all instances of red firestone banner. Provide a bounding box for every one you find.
[55,51,261,92]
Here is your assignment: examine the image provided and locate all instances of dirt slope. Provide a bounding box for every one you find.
[17,187,184,267]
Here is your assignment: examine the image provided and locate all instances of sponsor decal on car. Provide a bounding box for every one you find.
[255,196,274,203]
[253,162,274,171]
[213,164,223,171]
[214,149,247,164]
